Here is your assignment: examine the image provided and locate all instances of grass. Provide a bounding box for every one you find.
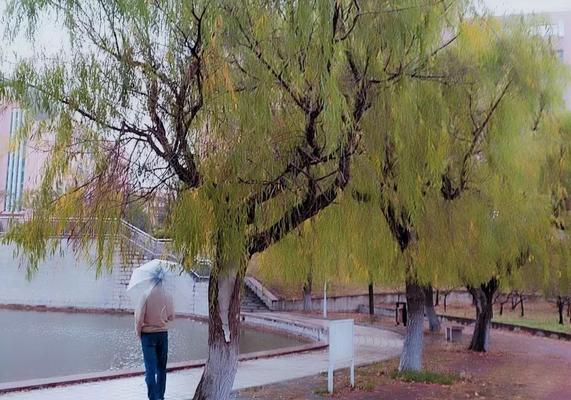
[493,315,571,334]
[443,303,571,334]
[390,370,458,385]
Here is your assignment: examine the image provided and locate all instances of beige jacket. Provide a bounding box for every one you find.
[135,284,175,336]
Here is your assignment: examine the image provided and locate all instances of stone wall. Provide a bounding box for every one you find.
[270,290,474,313]
[0,242,209,316]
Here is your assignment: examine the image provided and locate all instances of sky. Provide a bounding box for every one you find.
[483,0,571,14]
[1,0,571,70]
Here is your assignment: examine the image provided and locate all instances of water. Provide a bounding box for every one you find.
[0,310,303,384]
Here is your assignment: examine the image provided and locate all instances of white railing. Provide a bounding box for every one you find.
[244,276,280,310]
[119,219,176,261]
[0,213,213,277]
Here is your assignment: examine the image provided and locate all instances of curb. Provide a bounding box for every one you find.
[357,305,571,341]
[0,342,328,395]
[437,314,571,341]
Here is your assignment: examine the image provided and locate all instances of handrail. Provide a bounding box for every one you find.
[0,213,177,259]
[244,276,279,310]
[119,220,171,243]
[0,214,213,279]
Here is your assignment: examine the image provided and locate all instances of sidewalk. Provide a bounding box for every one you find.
[1,313,403,400]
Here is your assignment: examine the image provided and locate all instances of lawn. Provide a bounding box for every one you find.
[441,299,571,334]
[493,314,571,334]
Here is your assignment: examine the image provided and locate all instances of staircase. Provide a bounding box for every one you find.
[120,222,271,312]
[241,285,270,312]
[114,239,152,309]
[0,214,272,313]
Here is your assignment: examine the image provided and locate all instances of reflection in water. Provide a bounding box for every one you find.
[0,310,302,383]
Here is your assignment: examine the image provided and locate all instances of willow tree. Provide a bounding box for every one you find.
[0,1,457,398]
[540,112,571,324]
[257,193,402,309]
[350,15,565,370]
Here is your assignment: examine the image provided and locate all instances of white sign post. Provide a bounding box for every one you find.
[328,319,355,393]
[323,282,327,318]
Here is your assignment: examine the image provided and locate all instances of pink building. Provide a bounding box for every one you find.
[543,11,571,107]
[0,104,49,213]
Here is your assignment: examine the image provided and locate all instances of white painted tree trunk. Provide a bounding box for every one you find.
[193,256,244,400]
[323,282,327,318]
[398,281,425,372]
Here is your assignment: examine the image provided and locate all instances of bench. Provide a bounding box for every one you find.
[445,325,463,342]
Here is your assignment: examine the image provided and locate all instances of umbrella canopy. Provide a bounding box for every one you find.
[127,259,178,308]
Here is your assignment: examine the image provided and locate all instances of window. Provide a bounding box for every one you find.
[533,21,565,38]
[4,108,26,212]
[557,49,565,61]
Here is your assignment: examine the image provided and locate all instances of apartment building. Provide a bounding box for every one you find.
[0,105,48,213]
[542,10,571,107]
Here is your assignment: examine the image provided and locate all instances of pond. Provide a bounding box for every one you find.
[0,309,303,384]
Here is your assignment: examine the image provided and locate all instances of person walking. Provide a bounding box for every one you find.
[135,282,175,400]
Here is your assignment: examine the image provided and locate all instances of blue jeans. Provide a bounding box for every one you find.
[141,331,168,400]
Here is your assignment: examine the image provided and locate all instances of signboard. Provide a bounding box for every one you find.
[328,319,355,393]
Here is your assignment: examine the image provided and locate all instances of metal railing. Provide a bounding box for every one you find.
[244,276,279,310]
[119,219,176,261]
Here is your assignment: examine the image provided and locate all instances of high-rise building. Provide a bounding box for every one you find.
[540,11,571,107]
[0,104,49,213]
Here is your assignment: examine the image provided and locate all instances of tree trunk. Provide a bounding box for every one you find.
[368,282,375,315]
[499,302,504,316]
[519,294,524,317]
[557,296,564,325]
[435,289,439,306]
[423,285,441,332]
[193,251,246,400]
[467,278,498,353]
[511,292,516,310]
[443,293,448,312]
[302,273,312,312]
[398,281,425,372]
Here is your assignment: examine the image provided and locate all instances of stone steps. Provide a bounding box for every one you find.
[241,285,269,313]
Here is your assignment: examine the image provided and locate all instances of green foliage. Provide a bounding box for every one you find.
[1,1,568,297]
[258,193,404,288]
[124,199,151,232]
[0,0,467,277]
[537,112,571,297]
[260,12,568,293]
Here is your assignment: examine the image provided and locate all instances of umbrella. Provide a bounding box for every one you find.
[126,259,178,309]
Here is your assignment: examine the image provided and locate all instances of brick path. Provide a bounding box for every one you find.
[0,313,403,400]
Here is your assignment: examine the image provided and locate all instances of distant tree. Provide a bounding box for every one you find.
[494,291,514,316]
[125,198,152,232]
[357,16,564,367]
[540,113,571,327]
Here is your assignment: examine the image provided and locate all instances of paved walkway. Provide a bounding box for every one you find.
[1,313,403,400]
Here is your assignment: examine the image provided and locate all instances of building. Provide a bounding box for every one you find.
[540,11,571,107]
[0,104,49,214]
